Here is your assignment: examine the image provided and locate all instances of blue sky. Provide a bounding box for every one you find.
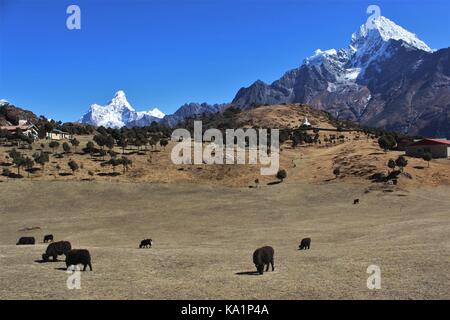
[0,0,449,121]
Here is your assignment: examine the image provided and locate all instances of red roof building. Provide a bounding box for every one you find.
[406,139,450,158]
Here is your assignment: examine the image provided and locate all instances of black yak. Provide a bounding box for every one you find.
[299,238,311,250]
[65,249,92,271]
[43,234,54,243]
[139,239,152,248]
[353,199,360,205]
[16,237,35,245]
[42,241,72,262]
[253,246,275,275]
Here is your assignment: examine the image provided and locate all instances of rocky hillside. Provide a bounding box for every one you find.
[161,102,227,127]
[0,101,39,126]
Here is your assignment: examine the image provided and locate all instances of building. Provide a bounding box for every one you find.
[46,129,73,140]
[301,117,311,127]
[405,139,450,159]
[0,121,39,141]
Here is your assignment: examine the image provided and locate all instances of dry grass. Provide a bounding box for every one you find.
[1,103,449,189]
[1,131,449,189]
[1,104,449,299]
[237,104,336,129]
[0,180,449,299]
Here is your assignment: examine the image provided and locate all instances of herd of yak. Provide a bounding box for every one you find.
[16,235,93,271]
[16,235,312,275]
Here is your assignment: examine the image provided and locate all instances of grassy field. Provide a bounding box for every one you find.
[0,180,449,299]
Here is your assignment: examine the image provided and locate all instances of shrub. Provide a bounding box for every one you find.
[395,156,408,172]
[422,153,432,167]
[49,141,60,153]
[70,138,80,152]
[378,135,396,152]
[99,149,107,160]
[387,159,396,171]
[160,139,168,149]
[2,168,11,177]
[333,167,341,178]
[62,142,71,154]
[369,172,387,182]
[83,141,96,157]
[68,160,79,174]
[276,169,287,182]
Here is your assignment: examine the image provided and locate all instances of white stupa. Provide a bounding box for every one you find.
[302,117,311,127]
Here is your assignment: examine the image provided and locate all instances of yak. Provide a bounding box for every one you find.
[299,238,311,250]
[353,199,360,205]
[253,246,275,275]
[42,241,72,262]
[16,237,35,245]
[43,234,54,243]
[65,249,92,271]
[139,239,152,248]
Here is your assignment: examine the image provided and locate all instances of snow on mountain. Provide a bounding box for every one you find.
[302,16,432,83]
[136,108,165,119]
[304,49,338,66]
[80,90,165,128]
[232,15,450,136]
[80,90,223,128]
[351,16,432,54]
[80,16,437,131]
[348,16,432,73]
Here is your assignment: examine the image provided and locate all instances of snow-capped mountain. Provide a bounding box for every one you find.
[80,90,165,128]
[350,16,432,55]
[302,16,432,79]
[232,16,450,136]
[79,16,449,135]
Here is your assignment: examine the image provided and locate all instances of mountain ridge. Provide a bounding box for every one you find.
[6,15,449,136]
[231,16,449,136]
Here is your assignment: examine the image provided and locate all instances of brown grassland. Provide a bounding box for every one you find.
[0,105,449,299]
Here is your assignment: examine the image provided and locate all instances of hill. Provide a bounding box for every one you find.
[1,103,449,189]
[1,104,449,300]
[0,101,39,126]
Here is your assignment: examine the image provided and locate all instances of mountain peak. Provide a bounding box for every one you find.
[80,91,164,128]
[351,16,432,53]
[136,108,165,119]
[109,90,134,111]
[149,108,165,119]
[302,16,433,75]
[114,90,126,98]
[304,49,339,65]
